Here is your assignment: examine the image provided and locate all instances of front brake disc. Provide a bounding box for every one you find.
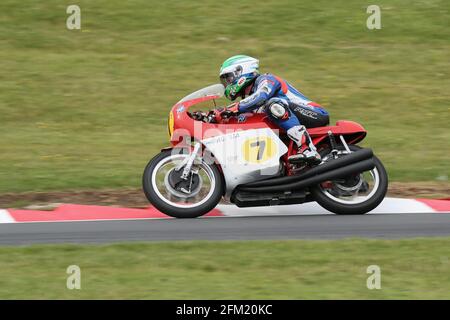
[167,168,201,195]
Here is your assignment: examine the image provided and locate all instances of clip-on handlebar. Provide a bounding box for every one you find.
[191,103,238,123]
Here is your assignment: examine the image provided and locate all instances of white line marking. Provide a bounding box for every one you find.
[370,198,435,214]
[217,197,437,217]
[3,217,172,224]
[0,210,15,223]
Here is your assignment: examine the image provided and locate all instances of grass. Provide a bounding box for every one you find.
[0,238,449,299]
[0,0,449,193]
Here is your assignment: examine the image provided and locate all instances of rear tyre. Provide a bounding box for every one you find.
[142,149,224,218]
[311,145,388,215]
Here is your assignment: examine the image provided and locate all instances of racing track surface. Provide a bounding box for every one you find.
[0,212,449,245]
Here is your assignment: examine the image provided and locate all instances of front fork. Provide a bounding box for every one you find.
[175,142,201,180]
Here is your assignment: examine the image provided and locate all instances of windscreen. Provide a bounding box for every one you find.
[178,84,225,103]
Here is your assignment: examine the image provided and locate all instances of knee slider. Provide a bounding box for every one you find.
[267,99,289,119]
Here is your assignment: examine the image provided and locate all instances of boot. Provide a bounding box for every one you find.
[287,125,322,164]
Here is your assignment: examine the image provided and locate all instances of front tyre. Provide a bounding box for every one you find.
[142,149,224,218]
[311,145,388,215]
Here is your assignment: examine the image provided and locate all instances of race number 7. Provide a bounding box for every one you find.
[250,140,266,161]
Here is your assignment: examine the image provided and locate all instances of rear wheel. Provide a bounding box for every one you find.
[311,145,388,215]
[142,149,224,218]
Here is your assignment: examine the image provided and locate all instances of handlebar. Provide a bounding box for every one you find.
[191,108,236,123]
[191,110,217,123]
[191,103,239,123]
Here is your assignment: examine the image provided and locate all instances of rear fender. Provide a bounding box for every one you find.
[313,132,367,147]
[310,120,367,147]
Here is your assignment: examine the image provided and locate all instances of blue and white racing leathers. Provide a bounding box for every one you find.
[238,73,328,131]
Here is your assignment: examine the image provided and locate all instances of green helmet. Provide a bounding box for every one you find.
[219,55,259,100]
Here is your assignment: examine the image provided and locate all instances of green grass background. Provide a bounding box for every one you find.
[0,238,449,299]
[0,0,449,192]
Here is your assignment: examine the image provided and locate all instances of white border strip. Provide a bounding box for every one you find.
[0,209,15,223]
[217,197,437,217]
[0,198,447,224]
[370,198,435,214]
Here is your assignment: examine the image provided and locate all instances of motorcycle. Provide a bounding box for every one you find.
[143,84,388,218]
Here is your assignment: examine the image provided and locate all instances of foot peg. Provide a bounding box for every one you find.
[288,150,321,165]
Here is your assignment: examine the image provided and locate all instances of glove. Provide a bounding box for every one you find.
[221,102,240,118]
[214,103,239,122]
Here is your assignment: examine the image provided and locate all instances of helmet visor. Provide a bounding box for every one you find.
[219,66,243,88]
[220,72,237,87]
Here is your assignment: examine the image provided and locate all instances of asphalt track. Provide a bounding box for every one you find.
[0,212,449,245]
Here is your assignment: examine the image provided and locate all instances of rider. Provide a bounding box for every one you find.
[219,55,327,164]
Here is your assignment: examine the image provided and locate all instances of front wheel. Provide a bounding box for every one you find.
[142,149,224,218]
[311,145,388,215]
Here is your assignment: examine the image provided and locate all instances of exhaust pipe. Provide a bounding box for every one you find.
[238,158,375,193]
[243,148,373,188]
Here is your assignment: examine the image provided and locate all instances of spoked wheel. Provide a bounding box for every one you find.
[311,145,388,215]
[143,149,223,218]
